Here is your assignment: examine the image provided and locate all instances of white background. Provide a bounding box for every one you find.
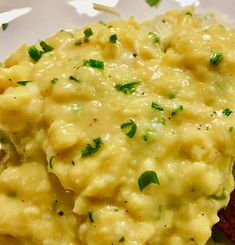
[0,0,235,60]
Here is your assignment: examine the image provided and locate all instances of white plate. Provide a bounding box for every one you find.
[0,0,235,60]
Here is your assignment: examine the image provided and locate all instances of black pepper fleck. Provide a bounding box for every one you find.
[58,211,64,216]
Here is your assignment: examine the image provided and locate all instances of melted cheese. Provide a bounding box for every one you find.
[0,8,234,245]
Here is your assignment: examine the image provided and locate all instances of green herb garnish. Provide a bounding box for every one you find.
[210,188,228,200]
[138,170,160,191]
[115,81,140,94]
[69,76,80,82]
[98,20,106,26]
[142,128,155,142]
[171,105,183,116]
[168,93,176,99]
[88,211,94,222]
[222,108,232,117]
[121,119,137,138]
[28,45,43,61]
[84,27,93,38]
[17,81,31,86]
[83,59,104,69]
[186,11,192,16]
[49,156,55,169]
[39,41,54,52]
[50,78,58,84]
[119,236,125,242]
[152,102,163,111]
[81,138,103,157]
[210,52,223,65]
[7,191,17,198]
[148,32,160,43]
[28,41,53,62]
[1,23,8,31]
[109,34,118,43]
[146,0,161,7]
[157,117,166,125]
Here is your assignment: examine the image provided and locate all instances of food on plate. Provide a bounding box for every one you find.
[0,8,234,245]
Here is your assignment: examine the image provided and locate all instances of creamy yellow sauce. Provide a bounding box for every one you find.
[0,8,234,245]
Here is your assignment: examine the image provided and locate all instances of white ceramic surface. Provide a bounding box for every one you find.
[0,0,235,60]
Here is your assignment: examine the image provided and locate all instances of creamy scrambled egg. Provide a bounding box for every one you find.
[0,8,234,245]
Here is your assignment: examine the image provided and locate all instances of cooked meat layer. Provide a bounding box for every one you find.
[216,189,235,243]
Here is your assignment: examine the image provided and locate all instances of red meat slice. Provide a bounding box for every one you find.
[216,189,235,243]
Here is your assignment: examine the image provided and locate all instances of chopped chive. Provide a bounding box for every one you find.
[157,117,166,125]
[1,23,8,31]
[88,211,94,222]
[138,170,160,191]
[7,191,17,198]
[214,80,227,90]
[171,105,183,116]
[142,129,154,142]
[121,119,137,138]
[148,32,160,43]
[84,27,93,38]
[50,78,58,84]
[151,102,163,111]
[67,31,75,38]
[39,41,54,52]
[49,156,55,169]
[28,45,43,61]
[222,108,232,117]
[210,188,228,200]
[83,59,104,69]
[186,11,192,16]
[168,93,176,99]
[210,52,223,65]
[81,137,103,157]
[109,34,118,43]
[229,126,234,132]
[89,59,104,69]
[146,0,161,6]
[119,236,125,242]
[98,20,106,26]
[69,75,80,82]
[115,81,140,94]
[17,81,31,86]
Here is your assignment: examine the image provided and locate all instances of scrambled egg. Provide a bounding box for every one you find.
[0,8,234,245]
